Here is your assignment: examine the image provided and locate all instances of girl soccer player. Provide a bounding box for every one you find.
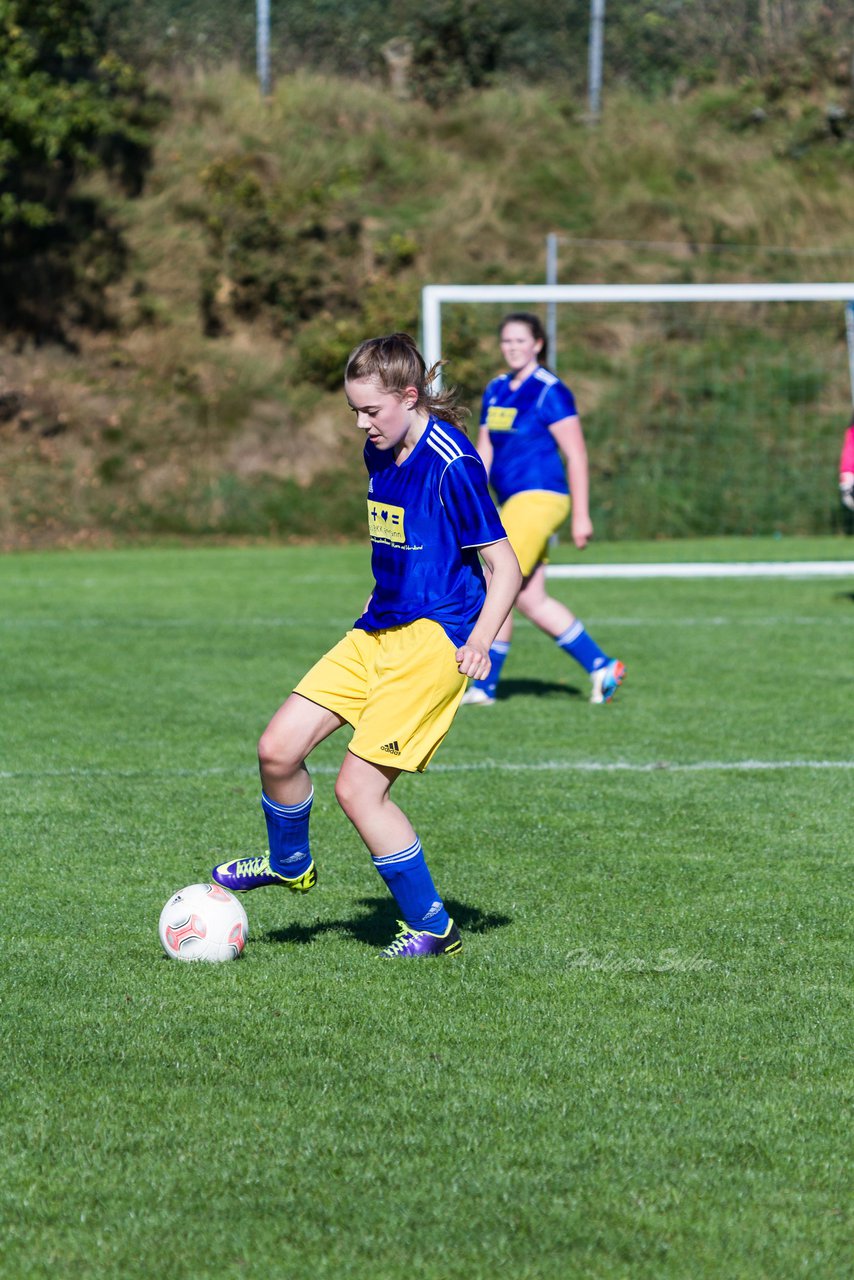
[213,333,521,957]
[462,312,625,707]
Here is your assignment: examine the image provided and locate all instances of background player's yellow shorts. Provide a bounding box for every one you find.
[499,490,571,577]
[294,618,466,774]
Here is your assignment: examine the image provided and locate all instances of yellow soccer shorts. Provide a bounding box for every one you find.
[294,618,467,773]
[499,490,572,577]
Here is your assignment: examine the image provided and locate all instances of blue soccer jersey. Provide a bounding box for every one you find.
[355,417,506,650]
[481,366,577,504]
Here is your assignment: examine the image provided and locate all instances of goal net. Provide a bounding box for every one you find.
[421,283,854,539]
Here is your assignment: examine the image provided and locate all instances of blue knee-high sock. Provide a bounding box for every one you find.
[556,621,609,674]
[372,837,450,935]
[473,641,511,698]
[262,789,313,877]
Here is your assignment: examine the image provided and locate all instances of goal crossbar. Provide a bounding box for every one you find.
[421,282,854,385]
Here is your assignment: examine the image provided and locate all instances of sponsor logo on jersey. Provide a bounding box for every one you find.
[486,406,517,432]
[368,500,406,544]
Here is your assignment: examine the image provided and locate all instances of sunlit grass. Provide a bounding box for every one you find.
[2,540,852,1278]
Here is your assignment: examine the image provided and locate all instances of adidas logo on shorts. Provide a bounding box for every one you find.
[380,740,401,756]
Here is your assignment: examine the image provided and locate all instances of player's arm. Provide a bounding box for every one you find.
[841,470,854,511]
[475,424,493,477]
[550,414,593,550]
[455,538,522,679]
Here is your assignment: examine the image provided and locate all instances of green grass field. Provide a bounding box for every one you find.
[2,538,852,1279]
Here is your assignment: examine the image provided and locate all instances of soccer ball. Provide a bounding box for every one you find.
[158,883,249,963]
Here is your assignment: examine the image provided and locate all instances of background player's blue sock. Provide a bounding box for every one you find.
[556,620,609,674]
[262,788,313,878]
[372,837,450,935]
[472,640,511,698]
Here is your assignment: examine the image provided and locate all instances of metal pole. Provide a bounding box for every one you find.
[545,233,559,369]
[588,0,605,123]
[257,0,271,98]
[846,302,854,406]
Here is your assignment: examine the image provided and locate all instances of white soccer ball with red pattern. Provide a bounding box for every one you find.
[158,883,249,963]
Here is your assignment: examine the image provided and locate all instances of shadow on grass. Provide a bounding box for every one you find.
[263,895,512,949]
[495,677,583,701]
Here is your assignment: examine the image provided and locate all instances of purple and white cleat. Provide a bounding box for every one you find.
[379,919,463,958]
[211,853,317,894]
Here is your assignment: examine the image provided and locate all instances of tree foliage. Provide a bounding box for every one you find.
[0,0,159,337]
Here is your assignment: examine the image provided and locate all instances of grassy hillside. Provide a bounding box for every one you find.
[1,65,853,548]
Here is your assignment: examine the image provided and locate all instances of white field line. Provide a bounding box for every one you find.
[2,759,854,782]
[586,615,852,626]
[2,615,852,634]
[430,758,854,774]
[0,616,325,629]
[547,561,854,579]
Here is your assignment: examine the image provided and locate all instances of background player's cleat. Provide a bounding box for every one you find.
[461,686,496,707]
[211,853,317,894]
[379,919,463,958]
[590,658,626,705]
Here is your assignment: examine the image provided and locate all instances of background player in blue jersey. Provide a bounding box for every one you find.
[213,333,521,958]
[461,312,625,707]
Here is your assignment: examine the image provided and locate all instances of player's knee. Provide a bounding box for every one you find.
[333,770,359,820]
[257,728,276,771]
[258,727,297,780]
[516,589,541,621]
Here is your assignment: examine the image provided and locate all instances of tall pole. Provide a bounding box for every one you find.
[846,302,854,406]
[546,232,559,369]
[257,0,271,98]
[588,0,605,122]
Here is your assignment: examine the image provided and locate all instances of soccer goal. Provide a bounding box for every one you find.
[421,282,854,539]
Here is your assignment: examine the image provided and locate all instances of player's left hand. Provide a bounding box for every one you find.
[455,643,491,680]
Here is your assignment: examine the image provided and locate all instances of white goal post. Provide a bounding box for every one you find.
[421,282,854,389]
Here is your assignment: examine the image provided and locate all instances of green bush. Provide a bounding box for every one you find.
[0,0,162,337]
[198,152,367,335]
